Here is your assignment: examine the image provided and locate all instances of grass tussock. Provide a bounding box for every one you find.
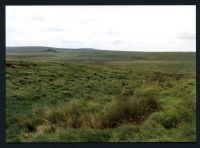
[41,100,87,128]
[152,108,195,129]
[79,113,103,128]
[102,96,160,128]
[28,96,160,131]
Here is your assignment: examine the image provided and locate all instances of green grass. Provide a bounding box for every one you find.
[6,50,196,142]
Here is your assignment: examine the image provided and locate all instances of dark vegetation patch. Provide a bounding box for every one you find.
[151,72,185,82]
[42,48,58,53]
[6,61,37,68]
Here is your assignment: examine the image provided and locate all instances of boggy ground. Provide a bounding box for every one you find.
[6,52,196,142]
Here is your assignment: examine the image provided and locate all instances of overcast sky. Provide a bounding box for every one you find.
[6,6,196,52]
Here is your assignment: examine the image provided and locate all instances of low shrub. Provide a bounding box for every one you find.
[153,110,179,129]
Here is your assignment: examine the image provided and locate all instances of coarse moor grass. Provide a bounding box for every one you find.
[6,50,196,142]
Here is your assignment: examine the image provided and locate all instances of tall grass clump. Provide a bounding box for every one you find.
[40,99,87,128]
[35,96,160,129]
[79,113,103,128]
[152,110,179,129]
[102,96,160,128]
[18,114,43,133]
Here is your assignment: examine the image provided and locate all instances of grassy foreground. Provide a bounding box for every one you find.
[6,50,196,142]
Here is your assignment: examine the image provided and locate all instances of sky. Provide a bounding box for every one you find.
[6,6,196,52]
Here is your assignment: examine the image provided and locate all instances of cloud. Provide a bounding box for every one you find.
[104,31,124,37]
[31,16,44,21]
[6,6,196,52]
[77,18,96,25]
[179,32,195,40]
[43,28,67,32]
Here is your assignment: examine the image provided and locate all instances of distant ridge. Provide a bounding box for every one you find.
[6,46,195,53]
[6,46,195,62]
[6,46,99,52]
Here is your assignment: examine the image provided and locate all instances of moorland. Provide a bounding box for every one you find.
[6,46,196,142]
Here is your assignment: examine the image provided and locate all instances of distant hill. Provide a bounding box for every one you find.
[6,46,196,62]
[42,48,58,53]
[6,46,51,52]
[6,46,98,53]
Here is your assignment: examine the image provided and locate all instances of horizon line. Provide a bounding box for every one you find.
[6,46,196,52]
